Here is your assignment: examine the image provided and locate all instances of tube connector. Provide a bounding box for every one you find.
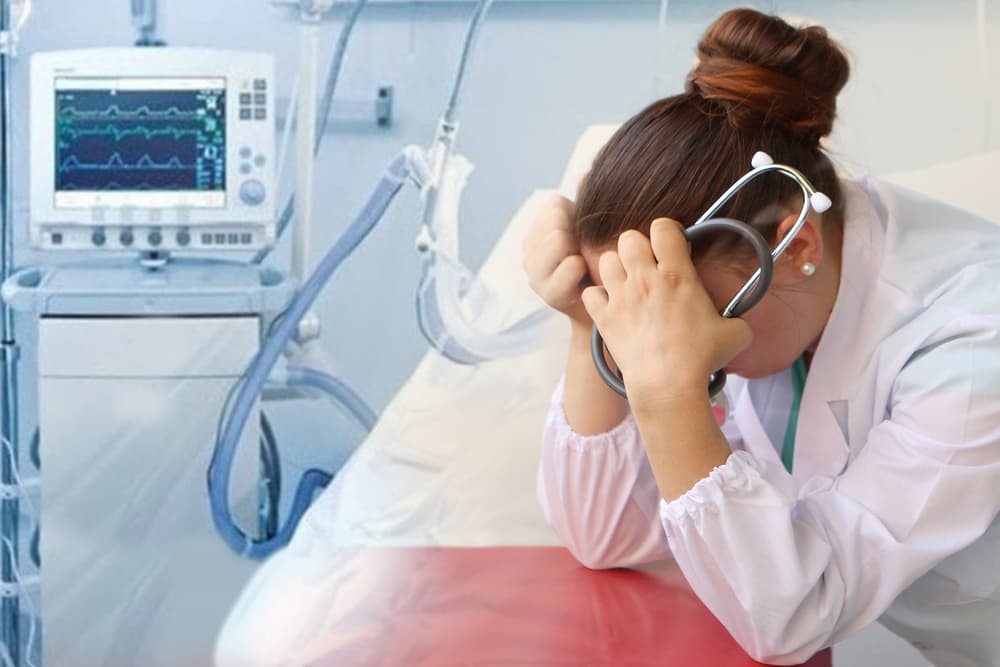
[414,225,434,254]
[295,310,322,344]
[403,146,433,191]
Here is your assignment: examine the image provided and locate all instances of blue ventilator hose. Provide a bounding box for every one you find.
[286,366,378,433]
[208,151,411,559]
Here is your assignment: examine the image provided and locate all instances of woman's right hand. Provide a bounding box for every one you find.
[523,195,592,326]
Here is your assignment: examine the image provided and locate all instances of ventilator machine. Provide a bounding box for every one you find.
[0,0,554,664]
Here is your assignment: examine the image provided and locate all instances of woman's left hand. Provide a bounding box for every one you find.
[581,218,753,413]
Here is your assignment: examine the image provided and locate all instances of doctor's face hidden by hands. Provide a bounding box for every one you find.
[580,209,843,384]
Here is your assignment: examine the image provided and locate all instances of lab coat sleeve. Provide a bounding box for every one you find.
[536,377,672,569]
[658,329,1000,665]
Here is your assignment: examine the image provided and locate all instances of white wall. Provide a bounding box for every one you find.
[8,1,997,664]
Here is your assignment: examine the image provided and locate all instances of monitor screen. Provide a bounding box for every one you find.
[54,76,226,209]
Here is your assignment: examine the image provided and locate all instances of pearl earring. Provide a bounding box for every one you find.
[801,262,816,277]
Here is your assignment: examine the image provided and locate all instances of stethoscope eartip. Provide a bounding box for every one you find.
[751,151,775,168]
[810,191,833,213]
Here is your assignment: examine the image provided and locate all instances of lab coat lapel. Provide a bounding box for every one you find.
[792,179,883,482]
[731,369,851,481]
[730,180,883,482]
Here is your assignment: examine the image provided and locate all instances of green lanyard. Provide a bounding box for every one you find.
[781,356,808,473]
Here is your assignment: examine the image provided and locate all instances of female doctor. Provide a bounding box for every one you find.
[525,8,1000,666]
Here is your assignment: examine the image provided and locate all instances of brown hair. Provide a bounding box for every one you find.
[574,9,851,259]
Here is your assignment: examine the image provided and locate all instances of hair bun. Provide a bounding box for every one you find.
[687,9,850,145]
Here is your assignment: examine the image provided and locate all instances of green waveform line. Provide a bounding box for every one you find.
[59,124,204,142]
[58,105,203,120]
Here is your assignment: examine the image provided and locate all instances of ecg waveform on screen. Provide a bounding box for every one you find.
[60,153,194,171]
[60,125,202,143]
[55,88,226,193]
[58,105,203,120]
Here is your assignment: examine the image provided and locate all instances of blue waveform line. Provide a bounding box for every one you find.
[59,124,204,142]
[59,105,203,120]
[59,152,195,171]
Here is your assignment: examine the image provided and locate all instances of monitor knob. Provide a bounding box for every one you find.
[239,179,267,207]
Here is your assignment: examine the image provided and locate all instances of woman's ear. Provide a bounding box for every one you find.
[774,212,825,275]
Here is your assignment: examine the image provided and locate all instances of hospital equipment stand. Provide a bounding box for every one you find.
[4,259,288,667]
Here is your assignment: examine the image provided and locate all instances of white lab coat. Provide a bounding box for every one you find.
[538,177,1000,666]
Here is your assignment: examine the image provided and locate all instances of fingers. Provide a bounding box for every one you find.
[524,227,578,280]
[524,195,575,251]
[617,230,656,277]
[581,285,609,325]
[649,218,696,279]
[598,250,626,290]
[544,255,588,305]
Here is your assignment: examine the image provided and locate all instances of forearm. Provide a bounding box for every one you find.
[538,379,671,569]
[632,390,731,502]
[562,320,630,435]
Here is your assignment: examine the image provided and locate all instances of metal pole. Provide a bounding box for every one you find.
[292,4,321,286]
[0,0,20,662]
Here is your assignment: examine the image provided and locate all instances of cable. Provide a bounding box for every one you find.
[444,0,496,127]
[254,0,371,264]
[1,539,37,667]
[28,429,37,470]
[258,412,281,540]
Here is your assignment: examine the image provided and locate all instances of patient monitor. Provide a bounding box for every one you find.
[30,48,275,252]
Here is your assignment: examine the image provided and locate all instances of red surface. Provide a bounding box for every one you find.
[310,546,832,667]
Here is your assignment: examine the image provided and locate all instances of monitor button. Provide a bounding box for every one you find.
[119,229,135,247]
[91,229,107,247]
[148,230,163,247]
[239,180,267,206]
[176,229,191,247]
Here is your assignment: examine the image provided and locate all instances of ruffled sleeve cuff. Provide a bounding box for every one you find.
[659,450,769,523]
[548,377,637,452]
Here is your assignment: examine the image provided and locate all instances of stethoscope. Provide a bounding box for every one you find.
[591,151,833,399]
